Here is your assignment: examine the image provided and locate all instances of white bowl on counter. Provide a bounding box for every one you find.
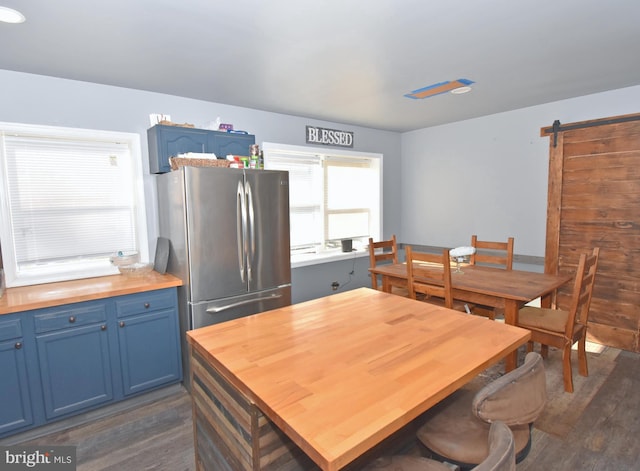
[117,262,154,277]
[109,250,140,267]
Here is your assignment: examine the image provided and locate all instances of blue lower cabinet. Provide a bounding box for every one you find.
[117,308,181,395]
[36,322,113,420]
[0,316,34,435]
[115,289,182,395]
[0,287,182,439]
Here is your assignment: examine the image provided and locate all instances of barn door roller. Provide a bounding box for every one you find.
[543,114,640,147]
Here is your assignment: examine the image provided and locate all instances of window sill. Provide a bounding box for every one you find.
[291,249,368,268]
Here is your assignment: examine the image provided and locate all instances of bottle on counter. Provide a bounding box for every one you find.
[249,144,260,169]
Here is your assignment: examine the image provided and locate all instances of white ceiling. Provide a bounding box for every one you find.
[1,0,639,132]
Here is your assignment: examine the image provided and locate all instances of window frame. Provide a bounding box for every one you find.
[262,142,383,267]
[0,122,149,288]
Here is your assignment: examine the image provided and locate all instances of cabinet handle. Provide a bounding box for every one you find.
[101,325,107,331]
[119,321,125,328]
[15,342,22,350]
[69,316,76,323]
[144,303,150,309]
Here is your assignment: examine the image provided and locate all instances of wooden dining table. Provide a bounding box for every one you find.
[369,262,572,371]
[187,287,531,471]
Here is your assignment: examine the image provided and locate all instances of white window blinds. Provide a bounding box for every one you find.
[263,151,323,251]
[324,156,378,241]
[0,123,148,287]
[263,143,381,254]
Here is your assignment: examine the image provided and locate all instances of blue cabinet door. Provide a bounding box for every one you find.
[37,324,113,419]
[208,131,255,159]
[0,338,34,436]
[148,125,256,173]
[148,125,210,173]
[116,307,182,396]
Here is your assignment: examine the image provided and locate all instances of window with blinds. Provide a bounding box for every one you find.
[0,123,148,287]
[262,142,381,256]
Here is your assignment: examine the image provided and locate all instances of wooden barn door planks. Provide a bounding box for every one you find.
[541,113,640,352]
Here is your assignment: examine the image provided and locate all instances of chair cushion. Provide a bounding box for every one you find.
[417,388,530,465]
[518,306,568,333]
[417,353,546,466]
[472,352,546,426]
[362,455,453,471]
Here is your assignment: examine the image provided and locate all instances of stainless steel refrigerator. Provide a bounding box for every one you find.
[157,166,291,383]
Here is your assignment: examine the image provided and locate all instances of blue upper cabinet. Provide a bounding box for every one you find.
[147,125,209,174]
[148,125,255,174]
[209,132,255,160]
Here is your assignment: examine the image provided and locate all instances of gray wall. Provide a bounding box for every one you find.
[1,69,639,303]
[400,85,640,257]
[0,69,399,303]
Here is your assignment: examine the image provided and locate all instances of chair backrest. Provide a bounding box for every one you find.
[368,235,400,290]
[472,421,516,471]
[470,235,514,270]
[566,247,600,334]
[472,352,546,426]
[405,246,454,309]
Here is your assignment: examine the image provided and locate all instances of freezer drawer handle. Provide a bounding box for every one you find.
[206,294,283,314]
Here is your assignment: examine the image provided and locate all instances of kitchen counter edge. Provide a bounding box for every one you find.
[0,272,183,315]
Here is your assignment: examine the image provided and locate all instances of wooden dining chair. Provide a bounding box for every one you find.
[363,421,515,471]
[369,235,409,296]
[469,235,515,320]
[417,352,545,469]
[516,247,600,393]
[470,235,514,270]
[405,246,469,312]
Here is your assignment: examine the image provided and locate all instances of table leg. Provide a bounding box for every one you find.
[503,300,519,372]
[381,275,391,293]
[540,292,553,309]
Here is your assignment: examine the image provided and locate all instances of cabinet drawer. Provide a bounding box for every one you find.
[34,304,108,334]
[0,317,22,342]
[115,289,176,318]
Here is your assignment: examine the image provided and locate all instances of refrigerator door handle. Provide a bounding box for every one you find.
[237,180,247,282]
[206,294,283,314]
[246,180,256,283]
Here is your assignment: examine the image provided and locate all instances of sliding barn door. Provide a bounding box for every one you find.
[542,113,640,352]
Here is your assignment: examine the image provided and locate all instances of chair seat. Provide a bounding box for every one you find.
[362,455,453,471]
[422,295,470,313]
[417,388,530,466]
[391,285,410,297]
[518,306,568,333]
[471,305,502,320]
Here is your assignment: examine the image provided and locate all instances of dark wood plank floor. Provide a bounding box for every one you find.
[8,345,640,470]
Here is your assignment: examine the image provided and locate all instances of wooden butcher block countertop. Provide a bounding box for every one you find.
[0,272,182,315]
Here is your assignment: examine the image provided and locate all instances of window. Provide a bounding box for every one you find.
[0,122,148,287]
[262,142,382,260]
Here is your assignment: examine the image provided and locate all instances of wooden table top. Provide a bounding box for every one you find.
[0,272,183,315]
[187,287,531,471]
[370,262,572,303]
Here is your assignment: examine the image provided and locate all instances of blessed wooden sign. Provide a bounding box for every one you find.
[306,126,354,148]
